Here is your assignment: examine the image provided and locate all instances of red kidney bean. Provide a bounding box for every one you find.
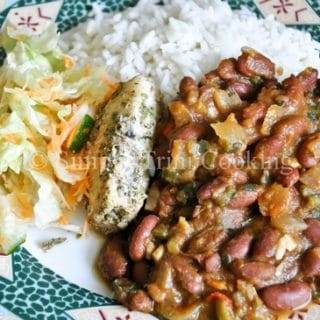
[171,255,204,295]
[282,75,297,90]
[301,247,320,277]
[98,235,128,280]
[254,115,309,163]
[216,154,248,185]
[234,260,275,282]
[242,101,268,122]
[231,170,249,185]
[196,177,229,201]
[179,76,199,105]
[296,67,318,93]
[133,261,150,285]
[227,78,253,98]
[281,76,306,113]
[253,227,281,258]
[262,256,299,289]
[277,166,300,188]
[171,123,207,141]
[260,281,311,311]
[196,183,213,201]
[129,215,159,261]
[228,188,262,209]
[160,119,175,140]
[254,135,285,163]
[198,85,220,121]
[217,58,238,80]
[237,48,275,79]
[128,290,154,313]
[271,115,309,138]
[297,133,320,168]
[304,219,320,246]
[204,253,221,273]
[201,70,223,87]
[224,231,253,261]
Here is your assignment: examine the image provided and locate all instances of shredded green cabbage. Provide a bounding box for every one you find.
[0,22,117,254]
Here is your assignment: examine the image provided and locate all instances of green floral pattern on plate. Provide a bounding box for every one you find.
[0,0,138,31]
[57,0,138,32]
[229,0,320,40]
[0,0,319,38]
[306,0,320,40]
[0,248,114,320]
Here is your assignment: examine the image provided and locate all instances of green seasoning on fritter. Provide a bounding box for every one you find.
[88,76,160,234]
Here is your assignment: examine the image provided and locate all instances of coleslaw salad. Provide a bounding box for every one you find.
[0,21,118,254]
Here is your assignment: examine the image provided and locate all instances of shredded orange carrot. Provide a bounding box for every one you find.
[63,55,75,70]
[65,177,89,207]
[65,125,79,149]
[16,194,34,219]
[48,110,81,153]
[101,76,120,101]
[36,104,56,123]
[2,133,22,144]
[38,75,60,88]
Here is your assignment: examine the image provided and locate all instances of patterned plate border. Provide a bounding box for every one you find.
[0,0,319,38]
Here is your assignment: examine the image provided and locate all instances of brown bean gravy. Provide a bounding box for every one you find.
[98,48,320,320]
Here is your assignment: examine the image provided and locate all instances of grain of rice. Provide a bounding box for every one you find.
[61,0,320,102]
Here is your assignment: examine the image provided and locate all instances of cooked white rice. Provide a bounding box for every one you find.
[60,0,320,101]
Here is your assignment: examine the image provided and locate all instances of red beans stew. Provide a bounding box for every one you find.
[98,48,320,319]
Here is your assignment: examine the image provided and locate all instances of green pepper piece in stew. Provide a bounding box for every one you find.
[215,299,235,320]
[207,292,235,320]
[69,114,94,153]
